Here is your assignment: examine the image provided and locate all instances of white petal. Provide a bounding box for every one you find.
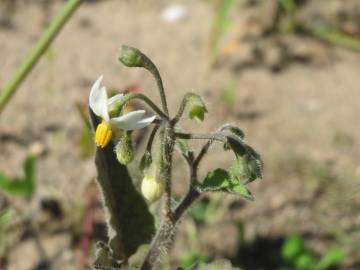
[89,76,109,121]
[107,93,124,107]
[110,110,155,130]
[130,115,157,129]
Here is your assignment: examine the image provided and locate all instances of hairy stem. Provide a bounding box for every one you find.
[175,132,226,142]
[141,161,201,270]
[108,92,169,120]
[145,125,160,153]
[171,93,196,125]
[0,0,83,114]
[140,185,201,270]
[144,61,169,117]
[162,124,175,217]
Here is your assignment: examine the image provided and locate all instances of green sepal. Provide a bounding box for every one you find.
[187,94,208,122]
[115,131,134,165]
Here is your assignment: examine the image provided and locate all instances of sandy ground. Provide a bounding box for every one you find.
[1,0,360,269]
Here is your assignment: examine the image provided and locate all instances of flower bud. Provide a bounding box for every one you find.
[118,45,143,67]
[141,175,165,203]
[115,131,134,165]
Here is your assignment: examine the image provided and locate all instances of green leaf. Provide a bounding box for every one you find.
[226,135,263,182]
[90,109,155,262]
[201,169,254,201]
[0,155,36,197]
[221,124,245,140]
[282,235,306,262]
[316,248,345,270]
[189,201,209,223]
[202,169,231,190]
[180,251,210,269]
[226,182,254,201]
[295,251,316,270]
[230,157,251,183]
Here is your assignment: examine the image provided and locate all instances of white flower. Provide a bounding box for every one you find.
[89,76,156,148]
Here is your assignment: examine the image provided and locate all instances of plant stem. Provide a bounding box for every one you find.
[171,93,195,125]
[162,124,175,218]
[108,92,169,120]
[175,132,226,142]
[145,125,159,153]
[141,157,201,270]
[0,0,83,114]
[145,63,169,117]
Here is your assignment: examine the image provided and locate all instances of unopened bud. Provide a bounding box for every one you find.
[141,175,165,203]
[119,45,143,67]
[115,132,134,165]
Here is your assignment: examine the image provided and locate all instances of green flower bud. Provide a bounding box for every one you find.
[118,45,143,67]
[115,131,134,165]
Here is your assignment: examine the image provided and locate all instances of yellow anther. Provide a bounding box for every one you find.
[95,121,112,148]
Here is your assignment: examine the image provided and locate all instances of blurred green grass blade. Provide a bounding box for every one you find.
[0,208,15,256]
[316,248,345,270]
[304,26,360,51]
[75,102,94,158]
[0,155,36,197]
[209,0,236,67]
[279,0,297,15]
[0,209,14,229]
[23,155,36,196]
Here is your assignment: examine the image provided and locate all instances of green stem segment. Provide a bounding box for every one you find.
[108,92,169,120]
[0,0,83,114]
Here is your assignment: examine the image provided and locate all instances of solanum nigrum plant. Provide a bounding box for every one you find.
[89,45,263,270]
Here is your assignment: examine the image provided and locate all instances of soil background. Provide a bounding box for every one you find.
[0,0,360,269]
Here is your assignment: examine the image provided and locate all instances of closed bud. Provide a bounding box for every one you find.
[119,45,143,67]
[141,175,165,203]
[115,131,134,165]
